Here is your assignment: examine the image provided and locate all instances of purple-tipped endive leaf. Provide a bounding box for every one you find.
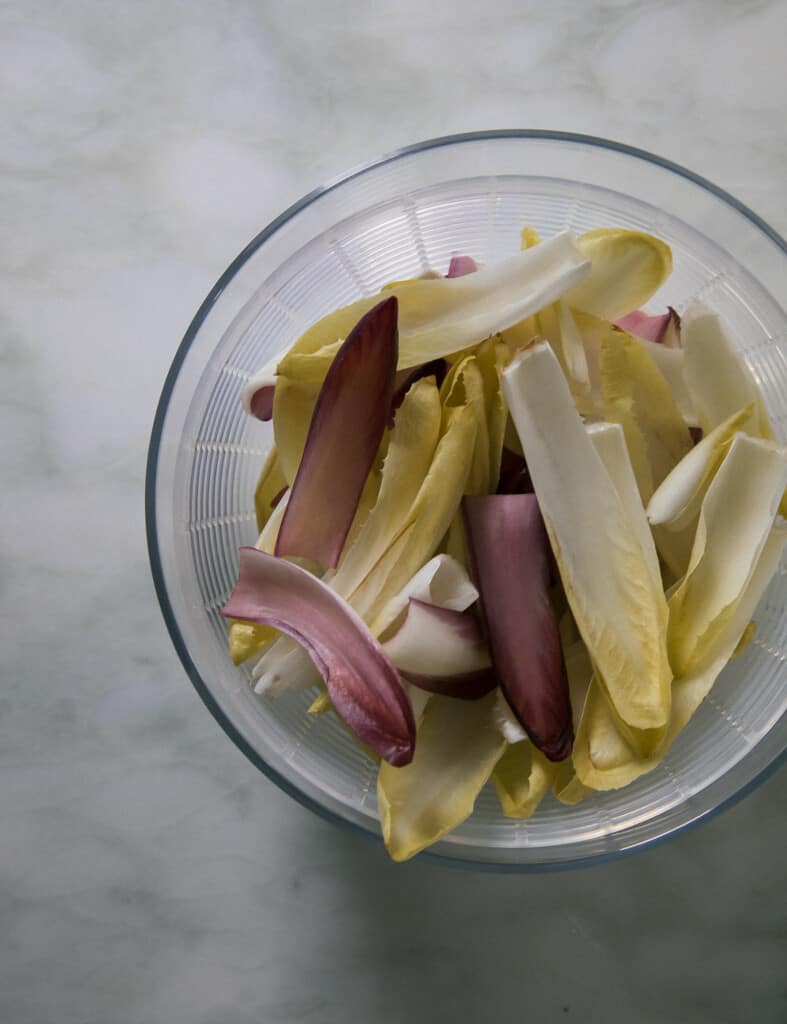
[383,599,495,700]
[446,255,479,278]
[222,548,415,766]
[615,307,681,347]
[275,297,399,567]
[462,494,573,761]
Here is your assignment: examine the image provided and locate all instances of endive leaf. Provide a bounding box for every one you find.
[503,343,672,730]
[227,494,289,664]
[682,302,775,438]
[377,691,505,861]
[646,403,756,532]
[390,359,447,423]
[667,433,787,677]
[615,307,681,347]
[392,231,589,369]
[268,235,587,472]
[446,254,479,277]
[383,599,491,678]
[493,689,529,743]
[586,422,664,595]
[553,759,593,805]
[331,377,442,602]
[475,337,510,490]
[520,225,541,249]
[600,324,693,502]
[272,374,325,485]
[442,356,490,495]
[574,524,787,790]
[241,344,291,419]
[252,637,321,697]
[565,228,673,321]
[379,553,480,629]
[253,445,288,532]
[573,312,697,427]
[222,548,415,765]
[492,741,558,819]
[463,493,573,760]
[275,297,398,567]
[365,404,478,632]
[276,232,588,373]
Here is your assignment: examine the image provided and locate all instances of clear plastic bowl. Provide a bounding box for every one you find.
[146,131,787,869]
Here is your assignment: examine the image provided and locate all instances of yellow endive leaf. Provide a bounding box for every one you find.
[574,524,787,790]
[272,373,323,485]
[441,356,490,495]
[330,378,442,602]
[600,323,693,503]
[492,741,558,819]
[367,404,477,632]
[476,337,510,489]
[378,692,505,861]
[307,690,332,715]
[228,620,277,666]
[667,433,787,678]
[520,225,542,249]
[553,759,593,805]
[565,228,673,321]
[253,445,288,532]
[503,343,672,731]
[279,233,587,370]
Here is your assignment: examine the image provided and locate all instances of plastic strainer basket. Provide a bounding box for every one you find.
[146,132,787,869]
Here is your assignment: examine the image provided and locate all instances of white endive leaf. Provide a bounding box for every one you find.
[378,692,506,861]
[382,600,490,678]
[668,433,787,677]
[252,637,320,696]
[503,343,672,730]
[493,689,529,744]
[635,335,697,427]
[682,302,774,436]
[647,403,756,531]
[377,556,478,640]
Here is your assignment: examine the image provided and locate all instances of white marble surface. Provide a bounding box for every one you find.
[2,1,786,1021]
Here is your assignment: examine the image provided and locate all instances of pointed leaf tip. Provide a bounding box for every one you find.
[275,297,399,567]
[463,493,573,761]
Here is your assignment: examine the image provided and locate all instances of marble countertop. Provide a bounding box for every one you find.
[2,2,785,1021]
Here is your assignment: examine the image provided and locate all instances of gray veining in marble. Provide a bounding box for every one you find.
[1,1,785,1021]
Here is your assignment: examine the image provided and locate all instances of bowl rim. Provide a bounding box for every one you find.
[145,129,787,872]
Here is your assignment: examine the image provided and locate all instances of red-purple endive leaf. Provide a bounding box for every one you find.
[275,296,399,567]
[382,599,496,700]
[222,548,415,765]
[615,307,681,347]
[389,359,448,426]
[462,494,573,761]
[446,255,479,278]
[250,386,274,421]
